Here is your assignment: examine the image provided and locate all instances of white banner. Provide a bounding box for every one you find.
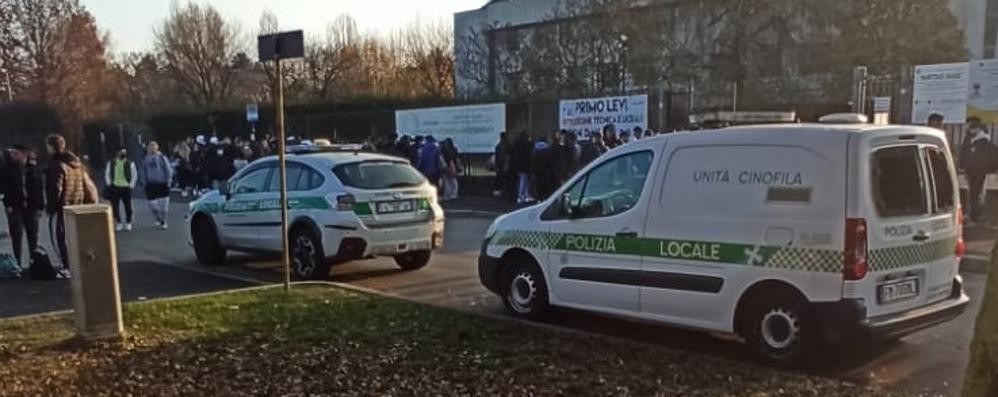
[395,103,505,154]
[968,59,998,123]
[560,95,648,135]
[912,62,969,124]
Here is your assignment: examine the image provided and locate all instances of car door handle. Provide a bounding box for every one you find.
[912,231,931,242]
[616,231,638,238]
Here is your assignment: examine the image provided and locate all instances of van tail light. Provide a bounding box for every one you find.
[336,194,356,212]
[956,205,966,258]
[844,218,869,281]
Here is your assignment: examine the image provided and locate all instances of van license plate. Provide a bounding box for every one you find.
[377,200,413,214]
[878,279,920,304]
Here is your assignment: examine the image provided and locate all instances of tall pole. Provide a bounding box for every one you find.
[275,57,291,292]
[3,70,12,102]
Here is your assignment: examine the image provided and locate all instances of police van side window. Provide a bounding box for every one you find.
[872,146,928,217]
[573,151,654,218]
[925,148,955,213]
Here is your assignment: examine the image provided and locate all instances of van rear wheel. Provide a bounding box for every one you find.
[743,290,815,368]
[501,259,549,320]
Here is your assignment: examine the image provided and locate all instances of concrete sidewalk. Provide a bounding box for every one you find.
[0,208,253,318]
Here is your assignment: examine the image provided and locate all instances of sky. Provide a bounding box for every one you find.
[81,0,486,54]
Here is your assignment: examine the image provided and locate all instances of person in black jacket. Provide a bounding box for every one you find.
[511,132,534,203]
[962,122,998,224]
[2,144,44,267]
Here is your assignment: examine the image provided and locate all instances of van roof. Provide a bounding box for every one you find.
[635,123,942,144]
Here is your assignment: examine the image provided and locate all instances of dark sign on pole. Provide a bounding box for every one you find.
[258,30,304,62]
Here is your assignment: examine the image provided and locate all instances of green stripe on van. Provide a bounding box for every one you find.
[493,230,957,274]
[492,230,843,273]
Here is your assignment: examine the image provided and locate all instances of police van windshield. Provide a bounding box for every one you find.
[334,160,427,190]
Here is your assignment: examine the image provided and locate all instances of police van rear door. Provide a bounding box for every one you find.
[853,131,960,318]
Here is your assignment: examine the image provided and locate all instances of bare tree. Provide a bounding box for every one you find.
[398,19,454,99]
[0,0,113,142]
[304,15,360,100]
[155,3,243,108]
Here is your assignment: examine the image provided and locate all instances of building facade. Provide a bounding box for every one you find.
[949,0,994,59]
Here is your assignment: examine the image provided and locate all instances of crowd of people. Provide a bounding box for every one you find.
[169,134,276,198]
[1,134,99,276]
[387,135,463,201]
[492,123,658,203]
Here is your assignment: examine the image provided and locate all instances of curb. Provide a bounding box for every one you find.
[444,209,505,218]
[962,255,991,274]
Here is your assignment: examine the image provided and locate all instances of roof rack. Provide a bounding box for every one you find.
[818,113,868,124]
[286,143,366,155]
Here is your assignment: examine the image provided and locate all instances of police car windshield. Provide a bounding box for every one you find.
[333,160,426,190]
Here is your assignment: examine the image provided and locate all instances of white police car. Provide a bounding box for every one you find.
[479,119,969,366]
[188,146,445,279]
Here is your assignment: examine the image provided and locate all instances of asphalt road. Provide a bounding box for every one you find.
[0,198,990,397]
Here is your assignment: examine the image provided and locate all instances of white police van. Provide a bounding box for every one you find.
[188,146,445,279]
[479,119,969,366]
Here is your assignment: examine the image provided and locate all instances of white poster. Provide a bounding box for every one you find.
[560,95,648,135]
[395,103,505,154]
[911,62,969,124]
[968,59,998,123]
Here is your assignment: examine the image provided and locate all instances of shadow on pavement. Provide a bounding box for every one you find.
[0,261,253,318]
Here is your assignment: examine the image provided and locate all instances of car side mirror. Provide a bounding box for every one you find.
[220,181,232,200]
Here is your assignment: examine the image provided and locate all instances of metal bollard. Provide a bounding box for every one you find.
[64,204,123,341]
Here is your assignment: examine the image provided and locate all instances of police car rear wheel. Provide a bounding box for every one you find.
[192,216,226,266]
[395,250,431,271]
[291,228,328,280]
[502,261,548,319]
[745,291,814,367]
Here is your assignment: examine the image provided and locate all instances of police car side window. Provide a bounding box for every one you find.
[267,163,305,192]
[233,167,272,195]
[575,151,654,218]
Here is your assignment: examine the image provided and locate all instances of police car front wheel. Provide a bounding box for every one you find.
[501,259,548,319]
[743,290,815,368]
[290,228,329,280]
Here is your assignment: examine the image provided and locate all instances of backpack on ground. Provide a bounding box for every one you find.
[0,253,20,279]
[28,248,60,280]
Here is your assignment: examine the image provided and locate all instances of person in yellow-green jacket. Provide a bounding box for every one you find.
[104,148,138,232]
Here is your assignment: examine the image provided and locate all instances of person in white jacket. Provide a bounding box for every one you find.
[104,148,138,231]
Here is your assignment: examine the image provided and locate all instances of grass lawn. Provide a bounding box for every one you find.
[0,285,892,396]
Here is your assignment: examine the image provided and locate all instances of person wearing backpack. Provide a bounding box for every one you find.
[961,121,998,224]
[142,141,174,230]
[104,148,138,232]
[45,134,99,267]
[2,144,44,268]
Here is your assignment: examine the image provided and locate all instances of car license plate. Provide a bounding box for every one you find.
[377,200,413,214]
[878,278,920,304]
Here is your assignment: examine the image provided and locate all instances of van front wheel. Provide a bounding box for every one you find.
[743,290,815,368]
[502,259,549,320]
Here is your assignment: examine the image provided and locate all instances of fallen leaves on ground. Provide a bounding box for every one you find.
[0,286,894,397]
